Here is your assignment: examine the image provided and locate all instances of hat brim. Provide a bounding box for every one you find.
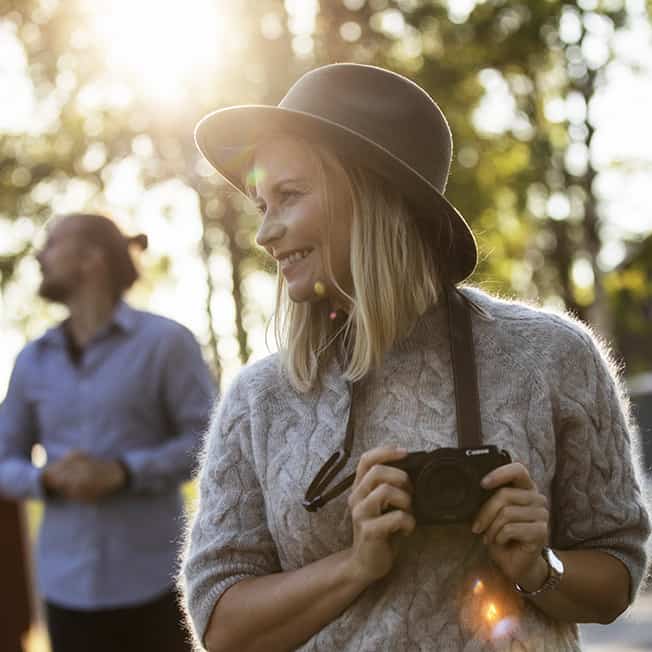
[195,105,477,283]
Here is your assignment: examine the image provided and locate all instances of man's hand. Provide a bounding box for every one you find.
[42,450,127,502]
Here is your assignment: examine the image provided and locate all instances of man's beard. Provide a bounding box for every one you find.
[38,277,72,303]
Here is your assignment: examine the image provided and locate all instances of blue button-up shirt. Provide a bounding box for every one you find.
[0,302,216,609]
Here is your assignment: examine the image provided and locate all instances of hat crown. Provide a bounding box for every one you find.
[279,64,453,194]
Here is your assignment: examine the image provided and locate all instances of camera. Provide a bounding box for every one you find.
[386,445,511,525]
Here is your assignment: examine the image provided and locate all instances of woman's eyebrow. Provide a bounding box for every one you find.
[250,176,309,200]
[271,176,308,189]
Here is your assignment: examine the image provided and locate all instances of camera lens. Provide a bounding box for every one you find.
[414,460,476,523]
[430,465,467,508]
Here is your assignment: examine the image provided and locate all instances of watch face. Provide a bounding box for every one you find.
[545,548,565,575]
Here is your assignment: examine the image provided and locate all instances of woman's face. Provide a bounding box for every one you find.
[252,135,353,306]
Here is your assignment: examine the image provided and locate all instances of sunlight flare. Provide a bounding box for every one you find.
[84,0,228,103]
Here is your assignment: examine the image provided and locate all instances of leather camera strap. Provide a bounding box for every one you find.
[446,285,483,449]
[303,284,483,511]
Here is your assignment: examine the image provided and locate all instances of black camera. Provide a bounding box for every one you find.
[386,445,511,525]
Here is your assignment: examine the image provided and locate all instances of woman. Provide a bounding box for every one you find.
[181,64,650,651]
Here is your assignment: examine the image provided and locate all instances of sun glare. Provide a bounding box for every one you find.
[484,602,500,625]
[83,0,227,104]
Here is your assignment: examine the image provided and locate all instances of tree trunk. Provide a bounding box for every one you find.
[577,66,612,338]
[199,210,223,387]
[222,203,250,365]
[0,499,32,652]
[549,218,583,317]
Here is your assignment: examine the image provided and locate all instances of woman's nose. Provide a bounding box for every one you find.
[256,214,287,249]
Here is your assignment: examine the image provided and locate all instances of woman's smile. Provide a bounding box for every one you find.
[278,248,314,274]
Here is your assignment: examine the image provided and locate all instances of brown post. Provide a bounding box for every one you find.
[0,498,32,652]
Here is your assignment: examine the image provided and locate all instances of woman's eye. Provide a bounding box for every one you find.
[255,201,267,215]
[280,189,301,202]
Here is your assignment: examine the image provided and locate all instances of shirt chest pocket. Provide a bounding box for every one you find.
[30,382,81,438]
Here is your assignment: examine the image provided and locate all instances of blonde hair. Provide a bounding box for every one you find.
[265,139,448,393]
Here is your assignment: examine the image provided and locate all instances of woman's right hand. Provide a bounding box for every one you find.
[203,447,415,652]
[346,445,416,585]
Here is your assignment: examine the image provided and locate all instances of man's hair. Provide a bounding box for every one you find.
[66,213,148,300]
[268,141,450,393]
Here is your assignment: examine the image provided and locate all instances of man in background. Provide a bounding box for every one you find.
[0,213,216,652]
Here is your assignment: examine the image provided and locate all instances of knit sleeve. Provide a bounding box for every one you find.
[180,371,281,647]
[550,326,651,601]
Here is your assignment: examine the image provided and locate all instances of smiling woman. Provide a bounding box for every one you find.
[82,0,227,103]
[180,63,650,652]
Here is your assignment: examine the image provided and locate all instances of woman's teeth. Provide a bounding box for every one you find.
[281,249,311,268]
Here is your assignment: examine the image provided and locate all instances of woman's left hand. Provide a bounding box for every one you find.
[471,462,550,589]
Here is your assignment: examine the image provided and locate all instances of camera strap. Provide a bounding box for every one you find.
[303,284,483,511]
[447,285,483,449]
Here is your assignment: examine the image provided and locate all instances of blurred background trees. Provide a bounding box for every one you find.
[3,6,651,649]
[1,0,652,390]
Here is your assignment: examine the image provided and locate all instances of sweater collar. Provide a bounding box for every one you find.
[391,299,447,355]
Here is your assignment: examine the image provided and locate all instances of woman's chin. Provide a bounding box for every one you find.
[287,282,329,305]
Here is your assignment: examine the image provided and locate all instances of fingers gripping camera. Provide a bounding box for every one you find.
[386,446,511,525]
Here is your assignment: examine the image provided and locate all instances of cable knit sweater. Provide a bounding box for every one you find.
[181,287,650,651]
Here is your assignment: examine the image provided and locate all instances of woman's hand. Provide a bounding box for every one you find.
[345,446,416,585]
[472,462,550,590]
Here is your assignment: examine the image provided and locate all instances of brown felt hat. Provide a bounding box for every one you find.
[195,63,477,283]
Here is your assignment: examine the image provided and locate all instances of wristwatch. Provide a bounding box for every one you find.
[515,547,564,597]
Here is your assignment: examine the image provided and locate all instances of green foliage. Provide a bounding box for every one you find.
[606,236,652,373]
[1,0,651,376]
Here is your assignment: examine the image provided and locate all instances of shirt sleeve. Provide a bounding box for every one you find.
[180,371,281,646]
[121,325,216,494]
[551,327,651,602]
[0,349,46,500]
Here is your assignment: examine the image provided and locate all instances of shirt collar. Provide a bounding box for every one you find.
[39,301,137,348]
[39,325,66,348]
[111,300,137,334]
